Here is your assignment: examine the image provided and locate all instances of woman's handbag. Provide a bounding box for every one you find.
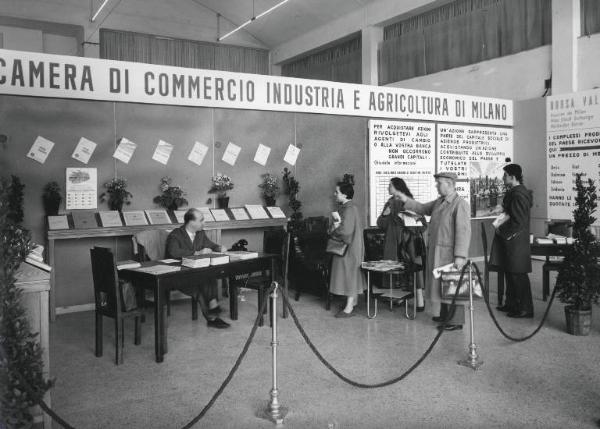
[326,237,348,256]
[439,263,483,301]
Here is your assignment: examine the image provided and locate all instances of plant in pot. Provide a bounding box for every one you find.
[555,174,600,336]
[153,176,188,211]
[282,167,303,232]
[42,181,62,216]
[258,173,280,206]
[209,174,234,209]
[99,177,132,212]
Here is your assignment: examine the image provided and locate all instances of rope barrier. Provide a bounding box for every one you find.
[280,267,468,389]
[0,284,274,429]
[474,264,557,342]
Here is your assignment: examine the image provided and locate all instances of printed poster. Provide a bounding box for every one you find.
[27,136,55,164]
[72,137,97,164]
[65,167,97,210]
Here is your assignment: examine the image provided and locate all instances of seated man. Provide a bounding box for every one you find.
[166,208,230,329]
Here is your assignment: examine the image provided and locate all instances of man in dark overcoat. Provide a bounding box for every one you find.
[490,164,534,318]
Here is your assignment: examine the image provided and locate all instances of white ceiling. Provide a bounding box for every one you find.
[190,0,376,47]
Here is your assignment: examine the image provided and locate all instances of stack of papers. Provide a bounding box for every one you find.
[225,251,259,261]
[182,255,212,268]
[547,233,568,244]
[361,260,404,272]
[116,260,142,270]
[535,237,554,245]
[25,246,51,271]
[209,253,230,265]
[134,265,181,274]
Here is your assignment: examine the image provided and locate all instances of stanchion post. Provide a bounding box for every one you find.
[458,261,484,371]
[259,282,288,425]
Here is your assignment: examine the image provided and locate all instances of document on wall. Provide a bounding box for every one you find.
[99,211,123,227]
[245,204,270,219]
[197,207,215,222]
[27,136,55,164]
[113,137,137,164]
[436,124,513,218]
[188,142,209,166]
[152,140,174,165]
[222,142,241,166]
[253,143,271,166]
[71,137,97,164]
[368,120,436,226]
[546,88,600,226]
[65,167,98,210]
[283,144,300,166]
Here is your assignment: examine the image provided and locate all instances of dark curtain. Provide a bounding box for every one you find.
[582,0,600,36]
[281,34,362,83]
[379,0,551,84]
[100,29,269,75]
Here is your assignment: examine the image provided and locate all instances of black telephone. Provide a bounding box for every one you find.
[230,239,248,251]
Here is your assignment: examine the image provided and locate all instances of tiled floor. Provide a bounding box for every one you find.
[48,261,600,428]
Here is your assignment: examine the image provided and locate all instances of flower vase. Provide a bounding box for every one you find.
[264,196,276,207]
[109,200,123,212]
[217,196,229,209]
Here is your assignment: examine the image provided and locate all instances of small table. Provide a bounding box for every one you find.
[120,253,280,363]
[361,261,416,320]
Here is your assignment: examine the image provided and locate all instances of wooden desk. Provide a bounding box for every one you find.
[47,218,288,320]
[120,253,279,363]
[16,263,51,429]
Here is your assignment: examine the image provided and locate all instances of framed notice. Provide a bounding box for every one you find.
[229,207,250,221]
[245,204,270,219]
[123,211,148,226]
[71,211,98,229]
[98,211,123,227]
[174,210,187,223]
[66,167,98,210]
[210,209,230,222]
[368,120,436,225]
[197,207,215,222]
[48,215,69,230]
[546,89,600,226]
[145,209,172,225]
[266,206,286,219]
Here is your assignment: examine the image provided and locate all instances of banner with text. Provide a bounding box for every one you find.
[0,48,512,125]
[547,88,600,225]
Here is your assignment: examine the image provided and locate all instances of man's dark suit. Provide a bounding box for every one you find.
[165,226,222,316]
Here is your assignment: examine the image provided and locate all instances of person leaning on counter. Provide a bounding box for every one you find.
[395,172,471,331]
[165,208,230,329]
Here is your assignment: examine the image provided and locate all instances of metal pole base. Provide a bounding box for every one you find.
[258,404,288,425]
[457,343,484,370]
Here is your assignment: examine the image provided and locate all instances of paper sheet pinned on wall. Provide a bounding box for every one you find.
[188,141,209,166]
[72,137,97,164]
[253,143,271,166]
[27,136,55,164]
[113,137,137,164]
[152,140,174,165]
[222,142,241,166]
[284,144,300,166]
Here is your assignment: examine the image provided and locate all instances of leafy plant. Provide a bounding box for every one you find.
[259,173,280,200]
[208,174,234,197]
[555,174,600,310]
[153,176,188,210]
[100,177,132,211]
[282,167,303,232]
[42,181,62,215]
[0,176,52,428]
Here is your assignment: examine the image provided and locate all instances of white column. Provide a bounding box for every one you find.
[552,0,580,94]
[361,25,383,86]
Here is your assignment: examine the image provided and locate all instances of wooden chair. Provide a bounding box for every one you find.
[542,221,570,301]
[234,229,291,326]
[291,230,332,309]
[90,246,141,365]
[480,223,505,305]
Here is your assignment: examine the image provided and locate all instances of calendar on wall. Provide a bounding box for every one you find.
[65,167,98,210]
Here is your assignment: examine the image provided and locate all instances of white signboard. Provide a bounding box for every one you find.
[368,120,436,225]
[547,89,600,225]
[0,48,512,125]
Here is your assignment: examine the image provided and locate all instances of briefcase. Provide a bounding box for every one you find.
[326,237,348,256]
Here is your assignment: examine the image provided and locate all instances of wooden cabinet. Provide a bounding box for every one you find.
[15,263,51,429]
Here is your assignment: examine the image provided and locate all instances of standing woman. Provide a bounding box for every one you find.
[377,178,426,311]
[329,178,366,317]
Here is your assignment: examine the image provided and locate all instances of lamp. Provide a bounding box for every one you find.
[90,0,110,22]
[217,0,289,42]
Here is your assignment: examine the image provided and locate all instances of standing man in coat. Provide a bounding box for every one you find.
[490,164,534,318]
[396,172,471,331]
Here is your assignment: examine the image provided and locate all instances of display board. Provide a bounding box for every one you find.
[546,89,600,226]
[368,120,513,224]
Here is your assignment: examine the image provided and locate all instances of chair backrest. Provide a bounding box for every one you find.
[363,227,386,261]
[262,229,292,281]
[480,223,489,266]
[303,216,329,233]
[90,246,121,316]
[134,229,169,261]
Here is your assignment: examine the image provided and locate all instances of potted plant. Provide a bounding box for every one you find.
[153,176,188,211]
[258,173,280,206]
[209,174,234,209]
[282,167,302,232]
[42,181,62,216]
[99,177,132,212]
[555,174,600,336]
